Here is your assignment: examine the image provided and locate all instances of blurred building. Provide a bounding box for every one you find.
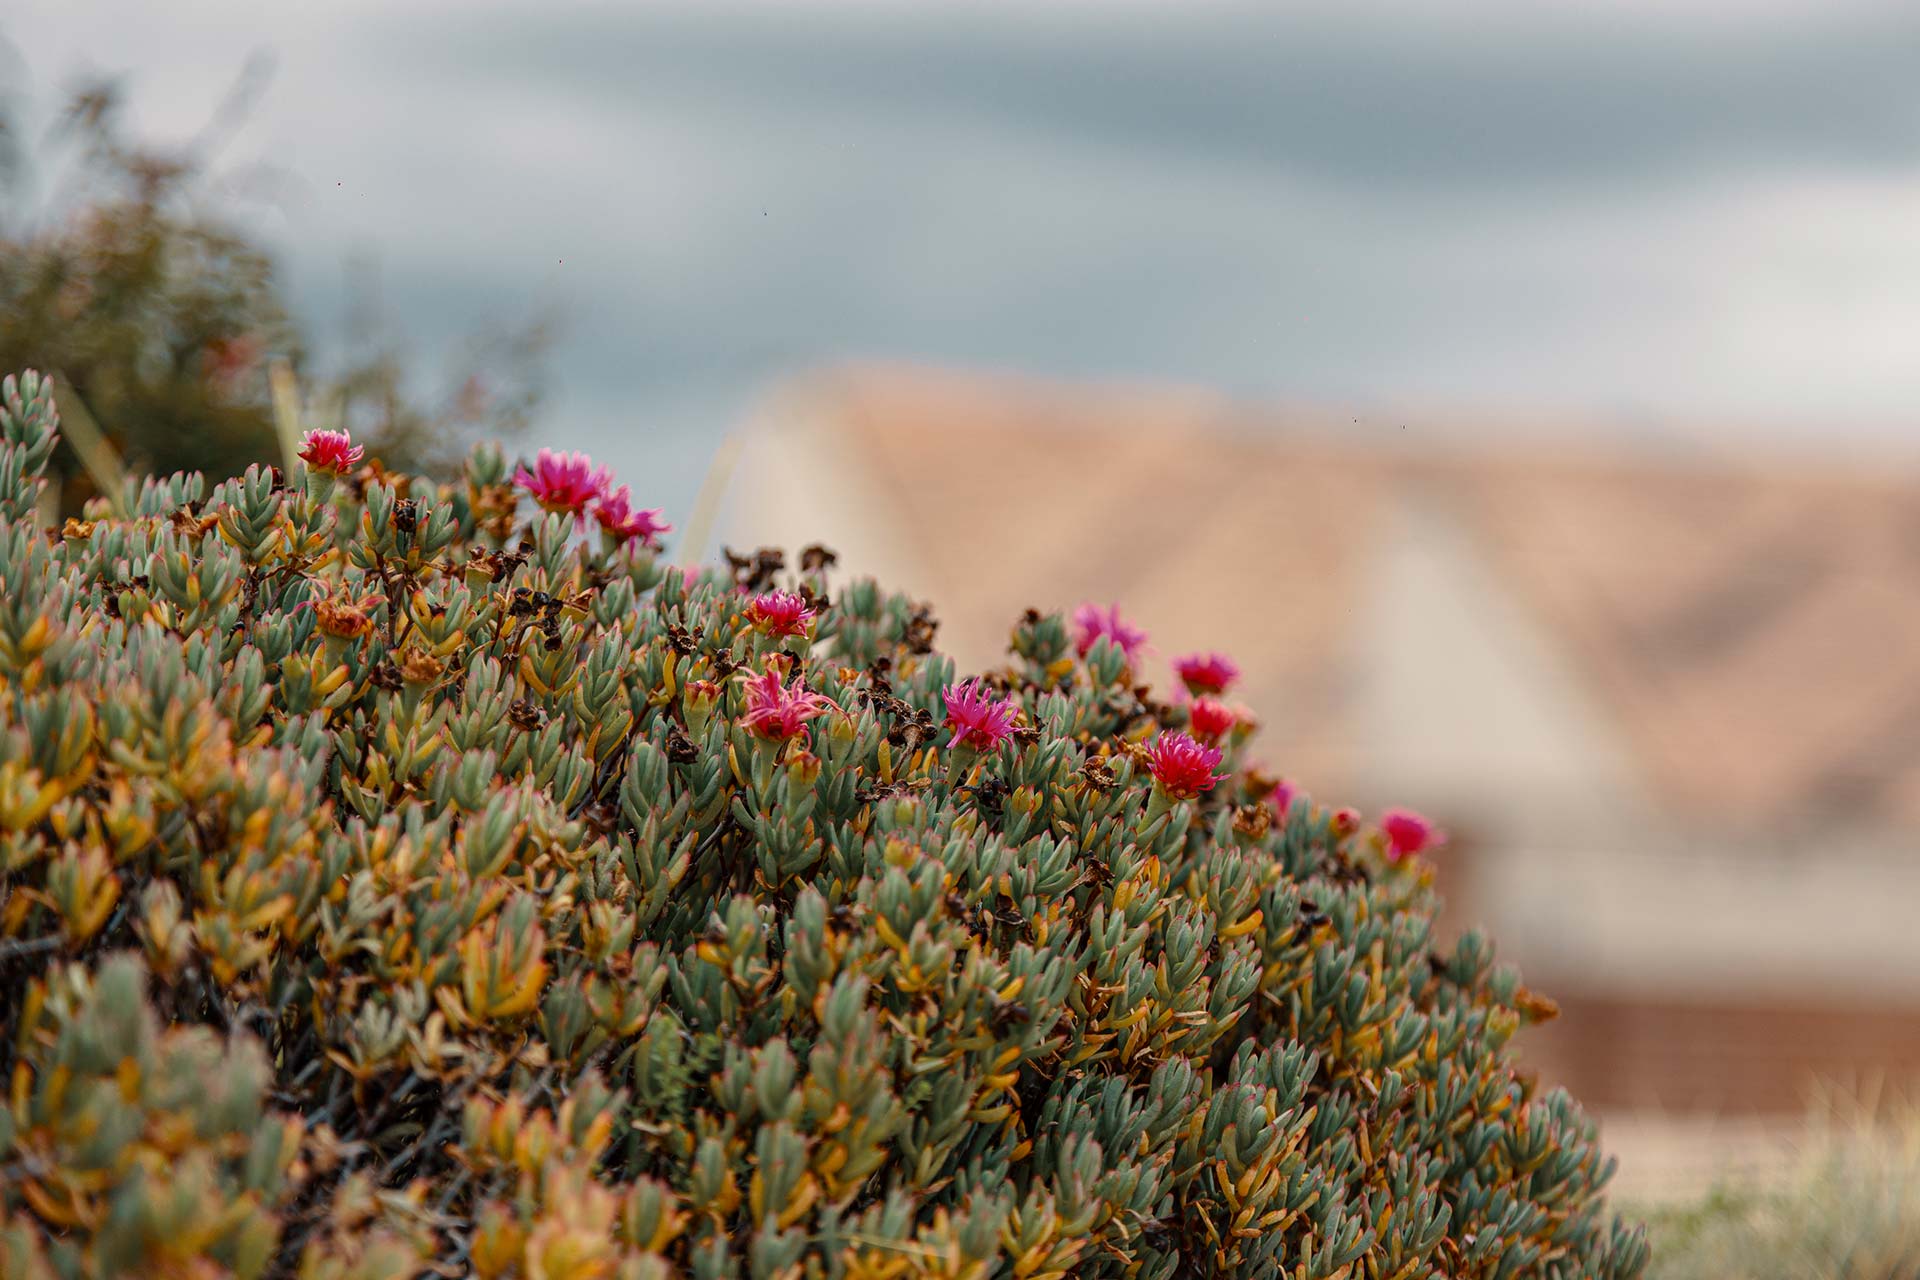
[722,362,1920,1185]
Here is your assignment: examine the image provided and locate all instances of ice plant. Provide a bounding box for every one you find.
[1172,650,1240,697]
[738,660,833,742]
[313,596,377,640]
[1188,697,1237,741]
[593,484,672,547]
[1380,807,1445,862]
[747,589,817,639]
[297,428,364,474]
[1266,776,1302,818]
[302,581,385,639]
[514,447,611,514]
[0,368,1646,1280]
[1145,730,1225,800]
[942,678,1018,751]
[1072,601,1149,660]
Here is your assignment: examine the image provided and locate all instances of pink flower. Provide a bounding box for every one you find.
[1329,807,1362,839]
[1187,697,1236,741]
[515,448,611,515]
[298,428,364,474]
[1144,731,1223,800]
[1072,603,1148,661]
[594,484,672,547]
[739,662,834,742]
[748,590,816,639]
[942,679,1018,751]
[1379,808,1445,862]
[1267,777,1302,818]
[1172,651,1240,697]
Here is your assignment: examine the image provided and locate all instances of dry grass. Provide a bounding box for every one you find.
[1644,1084,1920,1279]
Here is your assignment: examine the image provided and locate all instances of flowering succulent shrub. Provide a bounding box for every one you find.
[0,368,1646,1279]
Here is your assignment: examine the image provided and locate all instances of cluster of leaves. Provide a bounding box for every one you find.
[0,368,1646,1278]
[0,66,548,507]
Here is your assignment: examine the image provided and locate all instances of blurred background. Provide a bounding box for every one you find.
[9,0,1920,1243]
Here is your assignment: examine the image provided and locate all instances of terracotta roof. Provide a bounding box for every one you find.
[776,362,1920,831]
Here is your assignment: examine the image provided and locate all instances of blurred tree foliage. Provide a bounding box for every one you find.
[0,56,549,509]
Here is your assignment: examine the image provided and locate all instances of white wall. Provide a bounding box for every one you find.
[1354,487,1648,818]
[718,388,927,596]
[1351,490,1920,1002]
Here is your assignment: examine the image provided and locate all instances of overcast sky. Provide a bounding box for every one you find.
[8,0,1920,512]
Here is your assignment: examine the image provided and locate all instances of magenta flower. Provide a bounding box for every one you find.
[1144,731,1224,800]
[747,590,817,639]
[1187,697,1236,742]
[1267,777,1302,817]
[1072,603,1149,661]
[1379,808,1445,862]
[738,662,834,742]
[297,428,364,474]
[942,678,1018,751]
[514,448,612,515]
[1172,650,1240,697]
[593,484,672,547]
